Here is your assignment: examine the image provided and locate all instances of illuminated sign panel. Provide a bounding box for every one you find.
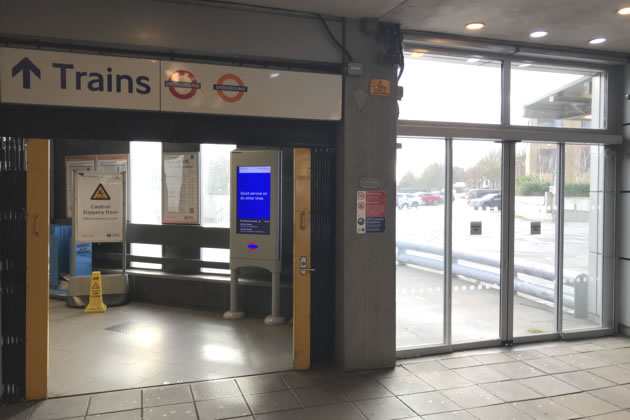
[237,166,271,234]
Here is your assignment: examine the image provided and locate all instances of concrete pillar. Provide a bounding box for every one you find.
[618,64,630,331]
[336,19,398,370]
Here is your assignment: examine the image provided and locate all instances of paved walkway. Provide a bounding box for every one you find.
[3,336,630,419]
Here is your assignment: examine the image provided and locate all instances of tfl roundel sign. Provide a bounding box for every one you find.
[213,73,247,103]
[164,70,201,100]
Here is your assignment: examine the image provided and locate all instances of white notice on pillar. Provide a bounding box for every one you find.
[75,172,124,243]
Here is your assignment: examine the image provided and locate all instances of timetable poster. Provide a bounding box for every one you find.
[237,166,271,234]
[162,152,200,224]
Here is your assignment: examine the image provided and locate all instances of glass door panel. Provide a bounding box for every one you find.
[452,140,502,343]
[396,138,446,349]
[513,143,558,337]
[562,145,604,331]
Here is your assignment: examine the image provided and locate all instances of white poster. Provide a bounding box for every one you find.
[66,156,96,218]
[75,172,124,243]
[160,61,342,120]
[0,47,160,110]
[162,152,200,224]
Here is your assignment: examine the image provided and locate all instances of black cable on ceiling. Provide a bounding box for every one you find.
[316,14,354,63]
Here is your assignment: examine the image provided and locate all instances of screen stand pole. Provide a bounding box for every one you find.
[264,271,285,325]
[224,268,244,320]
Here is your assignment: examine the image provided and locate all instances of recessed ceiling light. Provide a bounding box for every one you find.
[589,37,607,44]
[410,52,425,58]
[519,63,531,67]
[617,7,630,15]
[467,58,480,63]
[465,22,485,30]
[530,31,548,38]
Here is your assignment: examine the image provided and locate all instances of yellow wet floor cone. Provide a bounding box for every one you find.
[85,271,107,313]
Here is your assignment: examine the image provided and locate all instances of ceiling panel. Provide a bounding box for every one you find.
[207,0,630,54]
[388,0,630,54]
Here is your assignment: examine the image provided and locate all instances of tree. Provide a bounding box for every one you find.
[398,171,418,191]
[417,163,445,191]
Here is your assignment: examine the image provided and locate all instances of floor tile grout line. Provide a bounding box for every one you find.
[189,384,201,420]
[392,392,426,418]
[234,376,254,417]
[345,397,371,420]
[85,394,92,418]
[279,374,306,410]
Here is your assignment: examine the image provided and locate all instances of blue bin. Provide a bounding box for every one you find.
[50,225,72,289]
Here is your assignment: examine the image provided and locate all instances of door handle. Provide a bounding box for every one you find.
[299,256,315,276]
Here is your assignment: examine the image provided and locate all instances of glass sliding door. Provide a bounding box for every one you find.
[513,143,558,337]
[452,140,502,343]
[562,144,605,331]
[396,138,446,349]
[395,137,614,354]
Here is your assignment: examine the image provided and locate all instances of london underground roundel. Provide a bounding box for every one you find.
[164,70,201,100]
[213,73,248,103]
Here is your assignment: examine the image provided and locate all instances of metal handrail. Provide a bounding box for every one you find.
[396,240,588,317]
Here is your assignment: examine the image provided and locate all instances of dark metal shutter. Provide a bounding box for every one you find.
[0,137,27,402]
[310,147,336,366]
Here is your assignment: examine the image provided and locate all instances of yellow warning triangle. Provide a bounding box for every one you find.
[91,183,111,200]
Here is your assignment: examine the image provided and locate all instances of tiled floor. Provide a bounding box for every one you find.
[4,336,630,419]
[48,300,293,396]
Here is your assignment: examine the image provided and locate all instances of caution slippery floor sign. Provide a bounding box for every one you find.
[85,271,107,313]
[74,172,123,243]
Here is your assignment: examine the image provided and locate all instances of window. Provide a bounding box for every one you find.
[130,142,162,268]
[130,141,162,224]
[399,54,502,124]
[130,243,163,270]
[200,144,234,227]
[511,63,606,129]
[201,247,230,274]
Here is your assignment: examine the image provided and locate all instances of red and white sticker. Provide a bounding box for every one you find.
[357,191,386,234]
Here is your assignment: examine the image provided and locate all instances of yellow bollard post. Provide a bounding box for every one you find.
[85,271,107,313]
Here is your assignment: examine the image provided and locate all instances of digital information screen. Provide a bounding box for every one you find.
[237,166,271,234]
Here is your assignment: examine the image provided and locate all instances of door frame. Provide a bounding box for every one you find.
[293,148,311,369]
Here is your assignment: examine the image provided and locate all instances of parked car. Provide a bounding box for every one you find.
[396,193,415,209]
[466,189,500,201]
[433,191,455,202]
[468,193,502,211]
[414,192,443,206]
